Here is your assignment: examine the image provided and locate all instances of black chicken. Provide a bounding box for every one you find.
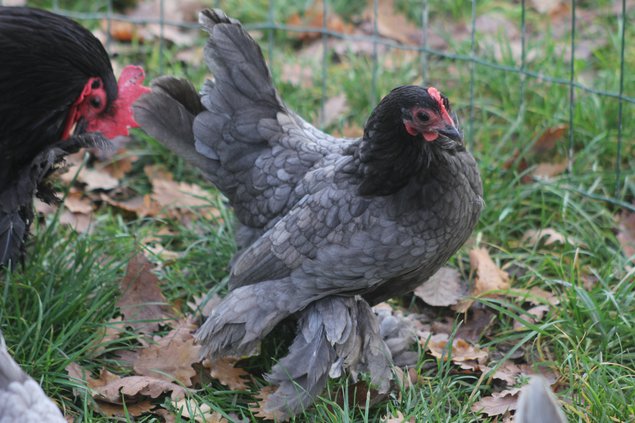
[135,9,483,418]
[0,6,149,267]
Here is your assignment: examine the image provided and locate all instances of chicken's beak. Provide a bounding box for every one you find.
[438,125,462,143]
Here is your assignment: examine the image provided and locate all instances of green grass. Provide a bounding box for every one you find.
[3,1,635,422]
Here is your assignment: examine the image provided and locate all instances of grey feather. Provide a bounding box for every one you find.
[515,376,567,423]
[0,331,65,422]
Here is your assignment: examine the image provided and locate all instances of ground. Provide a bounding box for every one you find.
[1,0,634,422]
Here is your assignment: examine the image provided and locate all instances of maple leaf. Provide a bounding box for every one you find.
[116,253,174,334]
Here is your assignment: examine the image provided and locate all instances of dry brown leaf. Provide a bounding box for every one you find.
[64,191,93,214]
[318,94,349,128]
[116,253,174,334]
[83,168,119,191]
[362,0,421,45]
[472,388,520,416]
[251,386,286,421]
[152,178,212,209]
[617,209,635,262]
[90,317,126,356]
[513,305,550,331]
[103,20,141,42]
[414,267,466,306]
[471,248,510,294]
[101,194,161,218]
[531,160,569,179]
[143,244,183,263]
[532,125,568,155]
[489,361,531,386]
[423,333,488,365]
[96,400,154,418]
[205,357,251,390]
[382,410,415,423]
[59,210,93,234]
[509,287,560,306]
[93,374,187,402]
[133,320,200,386]
[522,228,571,246]
[173,398,228,423]
[98,151,137,179]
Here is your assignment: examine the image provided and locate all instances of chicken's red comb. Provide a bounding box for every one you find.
[87,65,151,138]
[427,87,455,127]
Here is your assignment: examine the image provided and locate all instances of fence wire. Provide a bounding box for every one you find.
[4,0,632,201]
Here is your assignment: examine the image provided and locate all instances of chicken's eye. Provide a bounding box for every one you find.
[416,111,429,122]
[90,96,102,109]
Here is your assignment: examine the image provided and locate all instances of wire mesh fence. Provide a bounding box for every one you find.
[3,0,633,202]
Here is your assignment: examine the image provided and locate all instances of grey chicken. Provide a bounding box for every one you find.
[0,330,65,423]
[134,8,483,418]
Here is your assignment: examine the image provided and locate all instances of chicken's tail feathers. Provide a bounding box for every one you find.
[195,279,314,360]
[193,9,284,177]
[262,297,393,419]
[515,376,567,423]
[133,76,218,175]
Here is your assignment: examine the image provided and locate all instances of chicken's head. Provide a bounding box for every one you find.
[61,65,150,140]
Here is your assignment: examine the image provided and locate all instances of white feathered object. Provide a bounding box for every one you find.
[0,331,65,423]
[515,376,567,423]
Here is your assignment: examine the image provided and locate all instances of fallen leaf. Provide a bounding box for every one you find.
[250,386,286,421]
[64,191,93,214]
[513,305,550,331]
[62,161,119,191]
[173,398,227,423]
[472,388,520,416]
[382,410,415,423]
[90,317,126,356]
[414,267,467,306]
[423,333,488,366]
[133,320,200,386]
[152,178,211,209]
[101,194,161,218]
[59,210,93,234]
[471,248,510,294]
[205,357,251,390]
[93,374,187,402]
[532,125,568,155]
[116,253,174,334]
[508,287,560,306]
[488,361,531,386]
[103,19,140,42]
[531,160,569,179]
[96,400,154,418]
[34,198,57,216]
[98,150,137,179]
[522,228,569,246]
